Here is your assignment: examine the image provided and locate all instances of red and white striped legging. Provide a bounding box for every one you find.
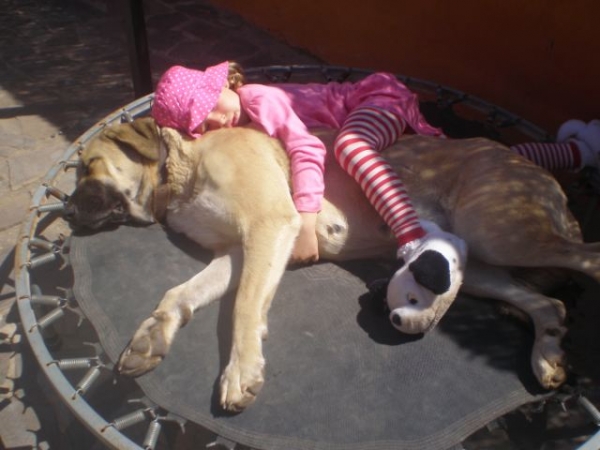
[334,107,425,246]
[510,141,580,169]
[334,106,583,248]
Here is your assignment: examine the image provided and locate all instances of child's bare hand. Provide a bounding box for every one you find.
[290,212,319,264]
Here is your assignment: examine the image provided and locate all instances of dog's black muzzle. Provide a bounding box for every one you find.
[64,179,130,231]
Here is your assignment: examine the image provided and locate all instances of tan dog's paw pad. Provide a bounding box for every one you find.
[535,357,567,390]
[117,313,177,377]
[219,355,265,412]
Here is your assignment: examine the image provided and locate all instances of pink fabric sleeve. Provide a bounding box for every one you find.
[238,85,326,212]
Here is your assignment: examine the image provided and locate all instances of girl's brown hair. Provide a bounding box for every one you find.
[227,62,245,91]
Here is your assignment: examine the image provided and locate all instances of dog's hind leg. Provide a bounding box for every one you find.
[477,238,600,286]
[219,218,299,412]
[549,243,600,284]
[118,247,243,377]
[463,261,568,389]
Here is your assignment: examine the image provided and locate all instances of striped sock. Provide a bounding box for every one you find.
[334,107,425,246]
[510,141,581,170]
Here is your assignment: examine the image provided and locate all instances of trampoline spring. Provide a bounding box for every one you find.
[121,111,134,123]
[44,185,70,201]
[29,237,57,252]
[62,159,80,169]
[263,67,292,83]
[73,365,102,399]
[52,357,96,371]
[207,436,238,450]
[31,307,65,332]
[28,252,59,269]
[322,67,351,83]
[578,395,600,426]
[488,115,517,129]
[436,92,466,109]
[107,408,150,431]
[31,294,64,307]
[36,202,66,214]
[142,419,162,450]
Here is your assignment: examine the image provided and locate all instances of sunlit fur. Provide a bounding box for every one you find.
[66,118,600,412]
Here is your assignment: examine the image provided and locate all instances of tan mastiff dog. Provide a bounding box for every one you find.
[65,117,600,412]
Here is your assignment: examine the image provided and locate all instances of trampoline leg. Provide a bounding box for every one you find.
[577,430,600,450]
[578,395,600,426]
[207,435,238,450]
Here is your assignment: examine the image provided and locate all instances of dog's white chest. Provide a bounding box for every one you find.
[166,189,239,248]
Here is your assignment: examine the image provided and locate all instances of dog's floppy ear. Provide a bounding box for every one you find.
[104,117,160,161]
[366,278,391,313]
[408,250,451,294]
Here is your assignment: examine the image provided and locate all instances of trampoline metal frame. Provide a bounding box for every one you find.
[13,65,597,450]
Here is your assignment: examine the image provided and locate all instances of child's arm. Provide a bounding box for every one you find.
[239,85,326,263]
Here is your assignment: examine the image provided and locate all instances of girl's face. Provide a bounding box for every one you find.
[196,87,249,133]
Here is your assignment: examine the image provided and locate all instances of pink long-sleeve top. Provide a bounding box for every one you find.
[238,84,327,213]
[237,73,442,213]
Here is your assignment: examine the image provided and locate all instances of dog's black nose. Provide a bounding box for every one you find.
[63,202,76,221]
[391,312,402,327]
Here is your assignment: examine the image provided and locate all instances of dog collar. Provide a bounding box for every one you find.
[152,141,170,223]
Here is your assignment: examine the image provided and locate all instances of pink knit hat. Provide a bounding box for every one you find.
[152,61,229,137]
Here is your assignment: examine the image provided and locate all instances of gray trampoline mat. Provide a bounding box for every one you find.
[70,224,548,450]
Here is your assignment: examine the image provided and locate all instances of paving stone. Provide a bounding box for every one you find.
[0,191,31,232]
[0,356,10,389]
[0,159,9,194]
[10,115,63,141]
[0,223,20,261]
[0,118,27,157]
[0,134,38,158]
[0,89,23,109]
[0,334,60,450]
[8,143,66,191]
[0,400,43,448]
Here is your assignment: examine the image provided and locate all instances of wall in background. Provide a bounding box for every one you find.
[212,0,599,133]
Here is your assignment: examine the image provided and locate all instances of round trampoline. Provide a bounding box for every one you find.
[14,66,600,450]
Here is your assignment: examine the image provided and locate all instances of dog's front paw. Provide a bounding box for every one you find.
[532,326,568,389]
[219,349,265,412]
[117,310,179,377]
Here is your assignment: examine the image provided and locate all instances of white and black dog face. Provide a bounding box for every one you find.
[386,221,467,334]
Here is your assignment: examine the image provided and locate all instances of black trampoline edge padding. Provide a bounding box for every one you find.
[70,224,549,450]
